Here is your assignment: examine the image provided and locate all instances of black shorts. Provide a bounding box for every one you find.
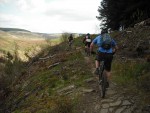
[85,42,91,47]
[95,52,113,71]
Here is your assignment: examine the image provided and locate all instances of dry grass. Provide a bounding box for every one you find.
[0,36,46,51]
[0,31,61,61]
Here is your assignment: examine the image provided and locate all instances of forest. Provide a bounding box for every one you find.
[97,0,150,30]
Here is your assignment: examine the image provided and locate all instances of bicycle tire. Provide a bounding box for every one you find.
[99,61,104,80]
[87,48,90,56]
[98,61,107,98]
[85,47,90,56]
[100,73,107,98]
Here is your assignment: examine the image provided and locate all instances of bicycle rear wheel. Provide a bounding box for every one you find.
[87,47,91,56]
[85,47,90,56]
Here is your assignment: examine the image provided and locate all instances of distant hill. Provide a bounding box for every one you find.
[0,27,30,32]
[0,27,63,40]
[0,27,64,39]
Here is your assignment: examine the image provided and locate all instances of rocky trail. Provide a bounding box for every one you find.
[75,54,149,113]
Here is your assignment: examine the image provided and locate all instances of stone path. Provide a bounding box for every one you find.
[77,76,145,113]
[75,55,149,113]
[96,82,135,113]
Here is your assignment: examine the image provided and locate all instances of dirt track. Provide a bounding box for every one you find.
[75,55,145,113]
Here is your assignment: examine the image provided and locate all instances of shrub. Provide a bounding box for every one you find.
[61,33,69,43]
[52,96,74,113]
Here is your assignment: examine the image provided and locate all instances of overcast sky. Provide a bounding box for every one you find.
[0,0,101,34]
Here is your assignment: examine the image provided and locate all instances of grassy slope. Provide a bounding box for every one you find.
[111,27,150,106]
[1,30,149,112]
[3,35,95,113]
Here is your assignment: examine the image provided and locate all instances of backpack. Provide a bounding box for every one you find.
[100,33,112,49]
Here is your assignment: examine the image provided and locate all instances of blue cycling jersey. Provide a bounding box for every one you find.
[92,35,117,53]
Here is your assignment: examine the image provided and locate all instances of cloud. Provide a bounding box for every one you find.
[44,0,98,21]
[16,0,47,13]
[0,14,24,26]
[0,0,9,5]
[45,9,94,21]
[0,0,101,33]
[15,0,97,21]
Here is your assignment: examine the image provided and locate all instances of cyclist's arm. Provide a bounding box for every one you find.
[90,37,98,52]
[112,39,118,54]
[112,45,118,54]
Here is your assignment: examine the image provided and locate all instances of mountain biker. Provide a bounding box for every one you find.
[83,33,92,54]
[90,29,118,87]
[68,34,73,48]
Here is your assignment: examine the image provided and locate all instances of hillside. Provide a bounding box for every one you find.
[0,28,61,40]
[111,26,150,61]
[0,28,63,61]
[0,28,30,32]
[0,26,150,113]
[0,27,78,40]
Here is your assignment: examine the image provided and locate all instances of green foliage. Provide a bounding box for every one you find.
[112,60,150,88]
[1,35,99,112]
[0,48,26,113]
[97,0,150,30]
[3,45,24,83]
[61,33,69,43]
[112,59,150,106]
[51,96,74,113]
[12,95,76,113]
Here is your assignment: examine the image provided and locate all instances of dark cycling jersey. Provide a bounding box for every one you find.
[83,35,92,47]
[68,35,73,42]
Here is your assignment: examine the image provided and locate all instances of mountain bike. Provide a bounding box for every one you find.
[68,40,73,49]
[98,60,108,98]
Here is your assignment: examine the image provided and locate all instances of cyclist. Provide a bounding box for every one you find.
[90,29,118,87]
[83,33,92,54]
[68,34,73,48]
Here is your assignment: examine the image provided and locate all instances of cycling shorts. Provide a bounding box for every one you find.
[85,42,91,48]
[95,52,113,71]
